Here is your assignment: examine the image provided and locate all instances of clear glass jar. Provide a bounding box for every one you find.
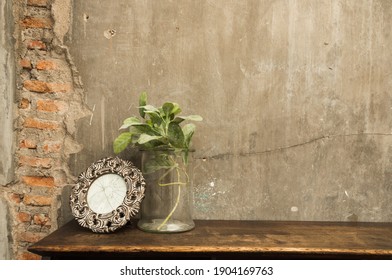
[137,149,195,233]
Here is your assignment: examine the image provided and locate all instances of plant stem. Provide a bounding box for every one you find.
[157,167,182,231]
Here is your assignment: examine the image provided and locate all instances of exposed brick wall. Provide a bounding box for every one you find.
[4,0,88,259]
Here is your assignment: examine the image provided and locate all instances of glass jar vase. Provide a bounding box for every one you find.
[137,149,195,233]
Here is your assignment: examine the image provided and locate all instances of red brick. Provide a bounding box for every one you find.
[19,232,46,243]
[37,99,68,113]
[27,40,46,50]
[36,60,56,70]
[27,0,48,7]
[23,80,50,92]
[18,252,41,260]
[24,117,60,130]
[19,155,52,169]
[20,139,38,149]
[42,141,62,153]
[19,98,30,109]
[20,59,32,69]
[22,176,55,187]
[17,212,31,223]
[37,99,58,112]
[23,194,53,206]
[23,80,72,93]
[33,214,50,226]
[21,17,52,29]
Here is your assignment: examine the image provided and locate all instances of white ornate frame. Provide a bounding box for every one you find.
[70,157,145,233]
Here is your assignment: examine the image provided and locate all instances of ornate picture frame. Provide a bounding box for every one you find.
[70,157,145,233]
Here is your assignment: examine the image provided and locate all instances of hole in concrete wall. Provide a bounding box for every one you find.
[103,29,116,39]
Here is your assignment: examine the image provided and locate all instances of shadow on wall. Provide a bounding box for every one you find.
[59,185,74,227]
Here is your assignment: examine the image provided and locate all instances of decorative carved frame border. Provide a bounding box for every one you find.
[70,157,145,233]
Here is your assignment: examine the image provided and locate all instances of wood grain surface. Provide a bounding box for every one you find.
[28,220,392,259]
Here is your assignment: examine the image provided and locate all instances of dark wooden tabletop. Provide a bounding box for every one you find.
[28,220,392,259]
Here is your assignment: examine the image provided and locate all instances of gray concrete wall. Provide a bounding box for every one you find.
[68,0,392,222]
[0,197,10,259]
[0,0,14,259]
[0,0,15,186]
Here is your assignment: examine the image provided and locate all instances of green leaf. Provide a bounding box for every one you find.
[119,116,142,130]
[113,132,133,154]
[137,134,163,145]
[139,92,147,118]
[174,115,203,123]
[130,123,155,134]
[167,122,185,148]
[162,102,174,118]
[144,155,173,174]
[182,123,195,148]
[150,114,164,127]
[139,104,159,114]
[162,102,181,120]
[140,105,163,124]
[171,103,181,116]
[172,117,185,124]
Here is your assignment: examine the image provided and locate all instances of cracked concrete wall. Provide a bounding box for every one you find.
[69,0,392,222]
[0,0,14,260]
[0,0,15,186]
[0,197,11,259]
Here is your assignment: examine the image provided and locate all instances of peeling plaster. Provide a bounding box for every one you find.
[51,0,72,44]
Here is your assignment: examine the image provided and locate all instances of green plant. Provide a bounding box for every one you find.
[113,92,202,159]
[113,92,202,231]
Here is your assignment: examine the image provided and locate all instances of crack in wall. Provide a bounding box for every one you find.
[202,132,392,160]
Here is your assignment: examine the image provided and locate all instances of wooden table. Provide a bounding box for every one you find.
[28,220,392,259]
